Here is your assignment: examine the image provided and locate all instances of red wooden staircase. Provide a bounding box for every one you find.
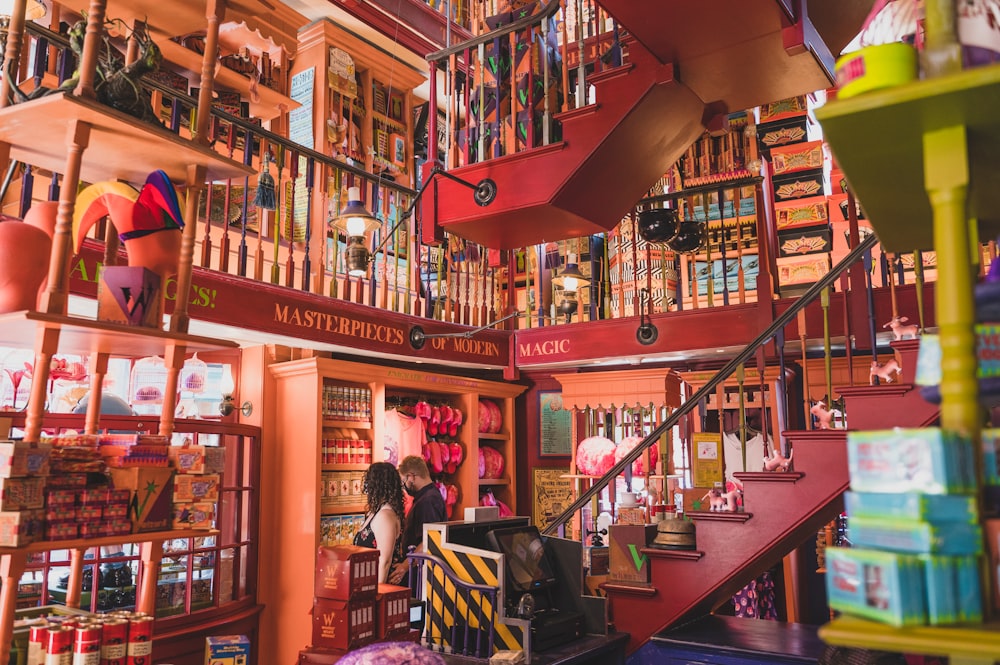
[604,429,848,654]
[420,0,872,249]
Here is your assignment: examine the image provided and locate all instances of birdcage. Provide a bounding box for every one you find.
[180,354,208,395]
[130,356,168,407]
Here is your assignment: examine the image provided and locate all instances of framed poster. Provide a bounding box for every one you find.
[691,432,723,488]
[539,390,572,456]
[533,467,573,529]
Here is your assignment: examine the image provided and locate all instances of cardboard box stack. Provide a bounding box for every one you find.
[98,434,174,533]
[299,545,417,662]
[0,440,50,547]
[825,428,983,626]
[168,445,224,530]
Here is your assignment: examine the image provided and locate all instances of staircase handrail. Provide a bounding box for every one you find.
[542,231,880,535]
[425,0,562,63]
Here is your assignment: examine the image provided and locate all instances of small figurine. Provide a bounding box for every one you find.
[883,315,920,340]
[810,400,836,430]
[763,446,794,472]
[702,488,726,512]
[870,358,902,385]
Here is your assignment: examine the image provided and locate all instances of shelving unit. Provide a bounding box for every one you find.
[265,356,524,665]
[0,0,252,657]
[815,5,992,662]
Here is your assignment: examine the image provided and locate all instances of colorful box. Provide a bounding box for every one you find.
[314,545,379,601]
[825,547,927,627]
[108,467,175,533]
[777,224,832,258]
[771,168,824,201]
[608,524,657,586]
[776,254,830,286]
[311,597,376,651]
[773,196,828,232]
[173,474,220,502]
[205,635,250,665]
[770,140,824,175]
[376,583,411,639]
[169,446,208,474]
[844,491,978,524]
[848,516,982,555]
[756,115,809,157]
[0,441,51,477]
[0,510,44,547]
[847,428,974,495]
[173,501,216,530]
[0,477,46,510]
[96,266,163,328]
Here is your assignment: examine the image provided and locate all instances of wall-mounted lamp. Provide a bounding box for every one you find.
[330,168,497,279]
[0,0,45,69]
[552,255,590,323]
[218,366,252,417]
[636,287,658,345]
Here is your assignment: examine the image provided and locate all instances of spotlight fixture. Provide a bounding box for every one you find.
[636,207,679,244]
[636,287,658,345]
[552,255,590,323]
[329,168,497,279]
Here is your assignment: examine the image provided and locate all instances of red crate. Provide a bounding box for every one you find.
[314,545,379,601]
[375,583,410,639]
[311,597,376,651]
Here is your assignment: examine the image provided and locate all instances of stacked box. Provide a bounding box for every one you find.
[0,441,51,547]
[375,583,410,639]
[311,545,379,653]
[171,445,222,531]
[830,427,983,627]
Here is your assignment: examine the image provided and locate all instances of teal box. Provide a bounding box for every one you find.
[825,547,926,627]
[921,555,957,625]
[847,428,974,494]
[205,635,250,665]
[849,516,982,555]
[983,429,1000,486]
[956,555,984,622]
[844,491,978,524]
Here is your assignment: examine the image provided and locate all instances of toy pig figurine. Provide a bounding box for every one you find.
[883,315,919,340]
[870,359,902,385]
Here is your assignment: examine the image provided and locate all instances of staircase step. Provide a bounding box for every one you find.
[634,614,827,665]
[601,582,658,598]
[588,62,635,85]
[688,511,753,523]
[641,548,704,561]
[836,381,939,430]
[734,471,804,484]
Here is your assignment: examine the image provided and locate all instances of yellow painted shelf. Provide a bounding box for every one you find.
[815,61,1000,252]
[820,616,1000,664]
[0,92,254,184]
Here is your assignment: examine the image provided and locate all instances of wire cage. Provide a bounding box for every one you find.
[130,356,168,408]
[180,354,208,395]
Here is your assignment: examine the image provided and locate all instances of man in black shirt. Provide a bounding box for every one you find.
[398,455,447,552]
[391,456,447,585]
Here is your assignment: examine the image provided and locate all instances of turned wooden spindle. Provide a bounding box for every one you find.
[73,0,108,99]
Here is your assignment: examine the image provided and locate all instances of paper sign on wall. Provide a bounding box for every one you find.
[691,432,723,488]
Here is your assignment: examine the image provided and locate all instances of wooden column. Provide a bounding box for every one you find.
[0,552,28,659]
[84,352,110,434]
[0,0,29,108]
[170,164,208,334]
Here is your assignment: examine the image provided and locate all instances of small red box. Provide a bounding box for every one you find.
[315,545,379,601]
[375,583,410,639]
[298,646,345,664]
[311,597,376,651]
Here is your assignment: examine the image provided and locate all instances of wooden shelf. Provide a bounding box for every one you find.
[371,111,407,133]
[321,504,366,515]
[0,93,255,184]
[815,61,1000,252]
[55,0,272,39]
[0,310,238,356]
[0,529,218,555]
[158,38,298,121]
[321,464,369,472]
[479,478,509,486]
[819,616,1000,664]
[478,432,509,441]
[322,419,371,429]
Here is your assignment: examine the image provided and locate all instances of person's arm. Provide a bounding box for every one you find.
[370,507,400,583]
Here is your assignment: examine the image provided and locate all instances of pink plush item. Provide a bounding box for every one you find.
[435,481,448,502]
[439,405,453,433]
[428,406,441,436]
[615,436,658,476]
[576,436,617,476]
[480,446,505,479]
[487,400,502,433]
[422,442,432,463]
[428,441,444,473]
[439,441,451,466]
[415,401,432,422]
[477,399,493,433]
[446,484,459,518]
[449,408,463,437]
[478,447,486,479]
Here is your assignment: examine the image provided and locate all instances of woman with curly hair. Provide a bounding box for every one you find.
[353,462,405,583]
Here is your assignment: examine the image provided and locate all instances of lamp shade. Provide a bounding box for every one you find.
[552,256,590,294]
[332,186,380,237]
[637,207,679,244]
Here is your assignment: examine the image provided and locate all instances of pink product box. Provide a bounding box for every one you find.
[173,474,220,502]
[44,489,79,508]
[79,522,108,538]
[45,507,76,522]
[0,477,46,510]
[104,503,128,519]
[77,505,102,521]
[204,446,226,474]
[45,474,87,489]
[108,489,130,505]
[105,519,132,537]
[79,489,110,506]
[45,521,79,541]
[0,441,52,477]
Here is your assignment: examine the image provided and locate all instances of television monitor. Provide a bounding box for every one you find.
[486,525,558,593]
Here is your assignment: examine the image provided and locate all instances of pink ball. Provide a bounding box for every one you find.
[576,436,616,476]
[615,435,658,476]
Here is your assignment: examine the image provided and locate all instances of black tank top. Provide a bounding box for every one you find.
[353,506,405,564]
